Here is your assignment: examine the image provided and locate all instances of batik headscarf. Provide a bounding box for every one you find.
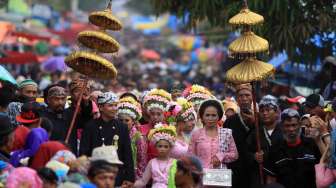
[97,92,118,105]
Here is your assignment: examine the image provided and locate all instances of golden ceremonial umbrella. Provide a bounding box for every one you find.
[65,51,117,79]
[225,1,274,185]
[228,31,269,55]
[229,8,264,26]
[64,0,122,144]
[226,58,274,84]
[77,30,120,53]
[89,0,122,31]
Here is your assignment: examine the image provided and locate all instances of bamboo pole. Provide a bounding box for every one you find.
[252,81,264,185]
[65,79,88,144]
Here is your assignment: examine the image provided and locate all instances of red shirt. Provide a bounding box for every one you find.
[140,124,158,162]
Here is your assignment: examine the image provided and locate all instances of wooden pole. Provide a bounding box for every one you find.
[65,79,88,144]
[252,81,264,185]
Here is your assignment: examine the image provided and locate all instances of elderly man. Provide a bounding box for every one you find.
[224,83,255,188]
[265,109,321,188]
[247,95,283,188]
[80,92,135,187]
[42,80,93,155]
[7,79,38,126]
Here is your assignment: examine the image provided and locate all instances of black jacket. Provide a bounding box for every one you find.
[247,123,284,188]
[80,118,135,186]
[264,136,321,188]
[41,101,93,155]
[224,113,254,188]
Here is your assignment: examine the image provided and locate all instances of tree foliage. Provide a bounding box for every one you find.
[151,0,336,63]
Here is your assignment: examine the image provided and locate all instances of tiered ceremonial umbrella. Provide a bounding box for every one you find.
[64,0,122,143]
[226,0,275,184]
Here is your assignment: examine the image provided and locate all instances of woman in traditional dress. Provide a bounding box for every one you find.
[117,97,147,178]
[188,99,238,169]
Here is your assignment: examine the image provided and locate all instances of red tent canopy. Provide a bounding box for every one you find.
[0,51,39,64]
[11,32,50,42]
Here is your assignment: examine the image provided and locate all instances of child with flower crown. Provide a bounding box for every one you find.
[117,97,147,179]
[134,123,177,188]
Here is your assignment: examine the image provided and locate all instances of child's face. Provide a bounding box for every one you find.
[156,140,171,158]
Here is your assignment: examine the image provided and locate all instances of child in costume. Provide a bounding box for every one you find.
[117,97,147,178]
[165,98,197,158]
[141,89,172,161]
[134,123,177,188]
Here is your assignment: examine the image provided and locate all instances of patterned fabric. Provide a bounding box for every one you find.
[51,150,77,165]
[188,128,238,168]
[97,92,118,105]
[7,102,23,126]
[129,126,148,178]
[48,86,66,98]
[218,128,232,153]
[6,167,43,188]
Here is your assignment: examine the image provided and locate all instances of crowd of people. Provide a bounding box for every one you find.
[0,76,335,188]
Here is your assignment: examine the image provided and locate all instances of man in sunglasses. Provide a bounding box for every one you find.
[264,108,321,188]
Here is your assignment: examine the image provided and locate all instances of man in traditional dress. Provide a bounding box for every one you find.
[80,92,135,187]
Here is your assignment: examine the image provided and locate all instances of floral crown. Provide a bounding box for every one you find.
[117,97,142,121]
[182,85,213,105]
[148,123,177,145]
[164,98,197,124]
[143,89,172,112]
[176,98,197,121]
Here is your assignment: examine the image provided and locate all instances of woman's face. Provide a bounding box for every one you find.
[202,106,219,128]
[148,108,165,125]
[156,140,171,158]
[184,117,196,133]
[118,114,134,130]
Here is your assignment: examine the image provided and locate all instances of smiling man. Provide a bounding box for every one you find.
[265,108,321,188]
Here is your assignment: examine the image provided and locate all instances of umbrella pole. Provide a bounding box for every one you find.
[252,81,264,185]
[65,79,88,144]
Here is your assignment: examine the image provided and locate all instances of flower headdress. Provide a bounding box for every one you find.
[143,89,172,112]
[117,97,142,121]
[176,98,197,122]
[182,84,214,106]
[148,123,177,146]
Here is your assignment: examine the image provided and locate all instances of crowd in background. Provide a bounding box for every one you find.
[0,75,335,188]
